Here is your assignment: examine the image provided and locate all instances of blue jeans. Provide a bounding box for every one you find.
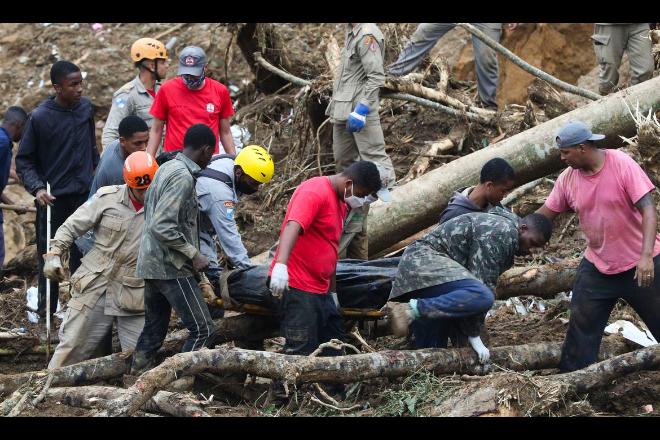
[407,279,494,348]
[559,256,660,372]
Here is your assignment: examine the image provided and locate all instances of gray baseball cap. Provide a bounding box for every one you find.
[555,120,605,148]
[178,46,207,76]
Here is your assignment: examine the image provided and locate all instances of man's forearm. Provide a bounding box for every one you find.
[636,193,657,258]
[275,221,301,265]
[146,119,165,157]
[219,131,236,156]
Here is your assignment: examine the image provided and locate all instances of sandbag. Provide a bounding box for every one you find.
[224,258,400,310]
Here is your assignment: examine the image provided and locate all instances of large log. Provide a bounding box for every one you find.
[0,314,278,395]
[102,336,631,417]
[432,342,660,417]
[367,77,660,255]
[495,258,580,300]
[46,386,209,417]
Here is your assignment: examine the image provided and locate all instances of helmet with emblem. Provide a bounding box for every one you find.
[234,145,275,184]
[124,151,159,189]
[131,38,167,62]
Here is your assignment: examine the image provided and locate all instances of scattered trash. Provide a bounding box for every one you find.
[18,55,29,64]
[604,320,658,347]
[559,317,569,324]
[38,79,44,89]
[91,23,104,32]
[231,124,251,153]
[81,71,88,80]
[165,37,177,51]
[643,404,654,414]
[506,297,528,316]
[26,286,39,323]
[26,80,34,88]
[41,23,52,27]
[10,327,26,334]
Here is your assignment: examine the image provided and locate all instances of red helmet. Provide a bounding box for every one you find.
[123,151,158,189]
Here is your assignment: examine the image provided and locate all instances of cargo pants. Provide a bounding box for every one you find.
[48,293,144,369]
[558,256,660,372]
[388,23,502,108]
[592,23,654,95]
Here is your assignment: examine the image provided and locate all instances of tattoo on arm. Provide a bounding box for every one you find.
[635,192,654,210]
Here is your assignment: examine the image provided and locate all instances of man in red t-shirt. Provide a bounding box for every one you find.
[146,46,236,157]
[269,161,383,358]
[537,120,660,372]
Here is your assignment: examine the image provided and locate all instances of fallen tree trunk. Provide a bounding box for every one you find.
[367,77,660,255]
[0,314,278,395]
[102,336,631,417]
[496,258,580,300]
[47,386,209,417]
[433,341,660,417]
[0,332,40,351]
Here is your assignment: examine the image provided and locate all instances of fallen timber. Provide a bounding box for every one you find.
[367,78,660,255]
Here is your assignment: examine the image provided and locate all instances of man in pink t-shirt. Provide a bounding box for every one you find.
[537,120,660,372]
[268,161,383,360]
[146,46,236,157]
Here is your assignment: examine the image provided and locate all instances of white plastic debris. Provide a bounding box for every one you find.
[604,320,658,347]
[81,71,88,80]
[230,124,251,152]
[26,286,39,323]
[506,297,528,316]
[165,37,177,51]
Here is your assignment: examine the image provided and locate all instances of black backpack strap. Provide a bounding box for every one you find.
[197,168,234,188]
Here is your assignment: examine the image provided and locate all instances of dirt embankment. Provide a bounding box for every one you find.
[450,23,597,106]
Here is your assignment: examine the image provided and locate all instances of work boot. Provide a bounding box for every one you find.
[385,302,414,338]
[128,351,157,375]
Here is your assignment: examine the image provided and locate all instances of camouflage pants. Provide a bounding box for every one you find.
[558,256,660,372]
[407,279,494,347]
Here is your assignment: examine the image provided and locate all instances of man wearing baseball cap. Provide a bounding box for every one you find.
[537,120,660,372]
[146,46,236,158]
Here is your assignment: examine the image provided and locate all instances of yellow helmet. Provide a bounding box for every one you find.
[234,145,275,184]
[131,38,167,62]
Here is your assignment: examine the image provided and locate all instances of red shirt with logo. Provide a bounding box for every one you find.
[269,177,348,294]
[149,77,235,153]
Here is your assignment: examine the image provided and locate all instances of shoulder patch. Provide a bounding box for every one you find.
[96,185,121,197]
[223,201,235,207]
[364,35,379,52]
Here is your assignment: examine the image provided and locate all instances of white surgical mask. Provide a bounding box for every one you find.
[344,182,365,209]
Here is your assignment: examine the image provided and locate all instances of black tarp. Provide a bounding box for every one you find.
[225,257,400,311]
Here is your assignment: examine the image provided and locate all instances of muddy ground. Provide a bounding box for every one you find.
[1,23,659,417]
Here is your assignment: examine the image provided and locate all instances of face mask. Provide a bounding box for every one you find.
[182,72,205,89]
[344,182,365,209]
[237,177,258,195]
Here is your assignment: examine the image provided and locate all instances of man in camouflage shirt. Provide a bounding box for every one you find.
[129,124,216,374]
[386,208,552,363]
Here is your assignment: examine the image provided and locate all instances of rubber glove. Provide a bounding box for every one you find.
[346,102,369,132]
[468,335,490,364]
[43,252,65,282]
[270,262,289,298]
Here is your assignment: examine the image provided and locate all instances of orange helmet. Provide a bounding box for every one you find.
[123,151,159,189]
[131,38,167,62]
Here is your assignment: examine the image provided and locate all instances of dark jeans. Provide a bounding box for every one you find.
[279,287,346,356]
[559,256,660,372]
[0,223,4,268]
[404,279,494,349]
[36,192,88,316]
[133,277,216,361]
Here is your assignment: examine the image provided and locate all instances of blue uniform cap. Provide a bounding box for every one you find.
[555,120,605,148]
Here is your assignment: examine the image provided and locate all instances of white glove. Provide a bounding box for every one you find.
[43,252,65,282]
[468,336,490,364]
[270,263,289,298]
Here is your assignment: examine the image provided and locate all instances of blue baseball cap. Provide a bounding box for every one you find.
[178,46,207,76]
[555,120,605,148]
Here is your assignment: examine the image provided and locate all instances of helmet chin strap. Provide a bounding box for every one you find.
[141,60,161,81]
